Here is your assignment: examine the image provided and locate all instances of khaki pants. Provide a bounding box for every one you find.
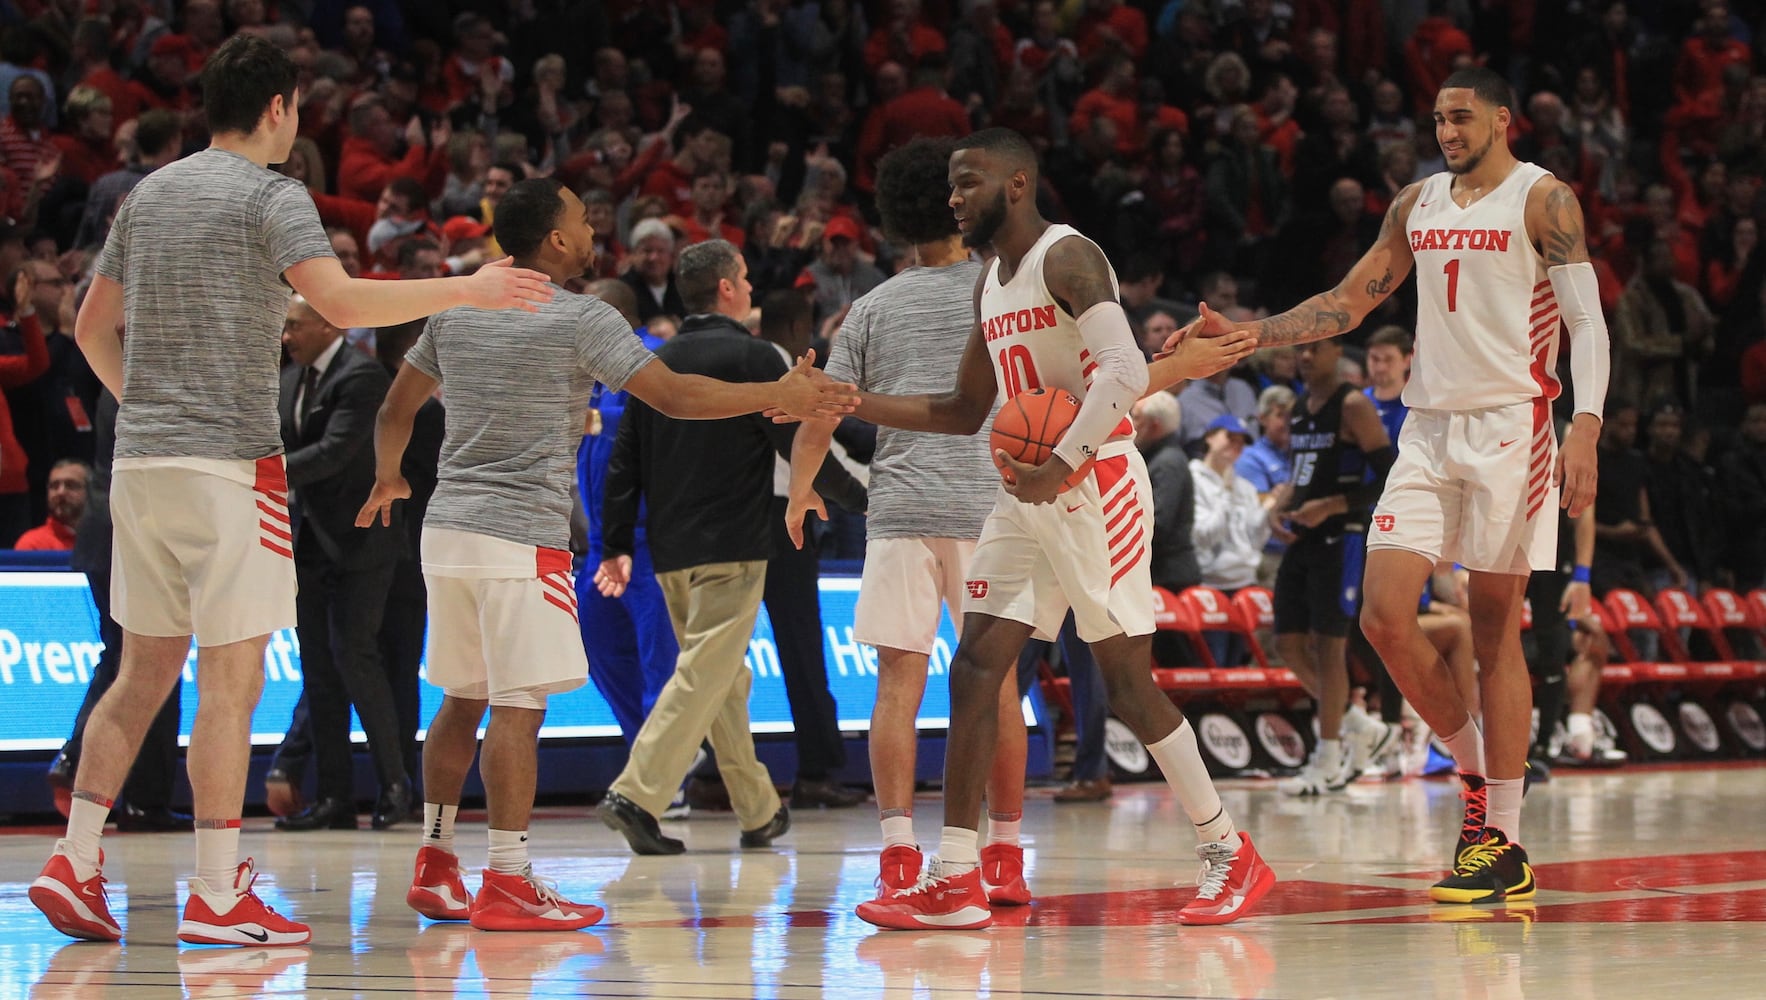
[610,560,781,828]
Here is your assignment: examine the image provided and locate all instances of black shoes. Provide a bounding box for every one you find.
[275,797,359,831]
[264,768,306,819]
[790,779,865,809]
[116,804,194,833]
[599,792,686,855]
[372,778,414,831]
[739,806,791,849]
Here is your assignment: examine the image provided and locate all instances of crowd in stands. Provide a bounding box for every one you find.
[5,1,1766,800]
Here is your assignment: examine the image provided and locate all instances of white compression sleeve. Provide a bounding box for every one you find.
[1052,301,1149,471]
[1547,261,1610,420]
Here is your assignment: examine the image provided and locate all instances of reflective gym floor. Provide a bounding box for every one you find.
[3,764,1764,999]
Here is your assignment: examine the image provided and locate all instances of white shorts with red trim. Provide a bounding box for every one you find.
[109,456,297,646]
[420,526,587,709]
[1368,400,1559,576]
[962,440,1154,643]
[853,537,976,655]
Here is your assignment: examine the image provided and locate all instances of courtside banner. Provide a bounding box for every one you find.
[0,572,1019,751]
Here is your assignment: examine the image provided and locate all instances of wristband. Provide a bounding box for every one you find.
[1571,565,1591,584]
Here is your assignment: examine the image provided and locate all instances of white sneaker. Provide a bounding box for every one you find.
[1282,743,1348,795]
[660,789,690,821]
[1281,763,1331,796]
[1343,708,1399,779]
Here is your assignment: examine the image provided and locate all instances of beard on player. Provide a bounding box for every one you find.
[962,188,1009,248]
[1445,127,1497,175]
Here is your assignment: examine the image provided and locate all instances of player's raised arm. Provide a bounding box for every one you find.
[286,255,556,330]
[1528,176,1610,517]
[850,267,998,435]
[1173,184,1424,352]
[622,348,860,423]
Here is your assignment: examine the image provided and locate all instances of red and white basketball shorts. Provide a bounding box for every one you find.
[421,527,588,709]
[854,537,976,655]
[1370,400,1558,576]
[963,440,1155,642]
[110,456,297,646]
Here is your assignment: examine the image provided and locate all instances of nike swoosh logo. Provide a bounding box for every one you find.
[1500,439,1518,448]
[1419,200,1433,208]
[1065,504,1084,513]
[242,929,269,942]
[1217,894,1246,915]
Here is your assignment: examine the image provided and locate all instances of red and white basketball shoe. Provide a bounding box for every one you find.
[877,844,923,897]
[468,868,604,931]
[407,846,472,921]
[178,859,312,945]
[979,844,1032,906]
[856,864,993,930]
[30,841,122,941]
[1177,832,1277,926]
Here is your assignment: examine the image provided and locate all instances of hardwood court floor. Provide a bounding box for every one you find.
[4,764,1764,999]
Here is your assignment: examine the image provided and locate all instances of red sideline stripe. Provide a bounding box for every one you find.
[1105,496,1139,532]
[259,520,293,542]
[543,592,578,620]
[1082,362,1099,378]
[258,489,289,507]
[256,500,290,524]
[1110,525,1145,565]
[260,538,293,559]
[1108,510,1141,551]
[254,455,288,494]
[1110,539,1146,584]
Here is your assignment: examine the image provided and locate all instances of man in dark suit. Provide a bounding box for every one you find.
[270,295,412,831]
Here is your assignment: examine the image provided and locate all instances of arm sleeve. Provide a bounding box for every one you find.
[1548,261,1611,420]
[1051,301,1148,470]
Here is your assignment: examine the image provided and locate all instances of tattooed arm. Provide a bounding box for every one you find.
[1178,183,1423,351]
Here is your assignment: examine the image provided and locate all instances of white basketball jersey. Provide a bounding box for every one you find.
[1404,162,1562,412]
[980,224,1134,438]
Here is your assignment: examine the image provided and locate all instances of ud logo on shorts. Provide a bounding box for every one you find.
[966,580,989,599]
[1374,514,1396,532]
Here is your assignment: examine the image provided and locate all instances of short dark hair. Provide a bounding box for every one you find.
[487,161,523,180]
[580,186,614,208]
[493,178,566,257]
[397,238,440,271]
[1118,252,1163,285]
[1366,325,1414,354]
[952,127,1039,181]
[50,457,92,478]
[876,137,959,244]
[202,34,298,136]
[760,289,812,344]
[135,109,183,159]
[387,177,427,213]
[675,239,742,313]
[672,114,715,152]
[1441,67,1514,113]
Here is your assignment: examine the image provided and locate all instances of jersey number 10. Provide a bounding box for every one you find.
[999,345,1042,397]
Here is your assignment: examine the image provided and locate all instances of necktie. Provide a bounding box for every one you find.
[297,366,320,432]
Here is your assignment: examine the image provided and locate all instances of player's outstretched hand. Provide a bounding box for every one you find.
[775,348,860,420]
[1557,414,1600,517]
[464,257,556,312]
[1159,327,1257,380]
[995,449,1070,505]
[356,476,412,528]
[1160,300,1241,356]
[595,555,632,598]
[785,486,827,550]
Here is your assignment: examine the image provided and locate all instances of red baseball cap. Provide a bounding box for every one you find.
[823,216,863,242]
[442,216,492,242]
[150,34,194,59]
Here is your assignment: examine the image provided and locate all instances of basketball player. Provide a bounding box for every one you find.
[32,35,556,946]
[842,128,1270,931]
[784,137,1038,905]
[1179,68,1610,902]
[1273,336,1397,795]
[356,179,856,930]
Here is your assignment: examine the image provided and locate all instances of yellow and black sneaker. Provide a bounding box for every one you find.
[1431,830,1536,904]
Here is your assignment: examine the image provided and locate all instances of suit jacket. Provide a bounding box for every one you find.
[278,343,399,569]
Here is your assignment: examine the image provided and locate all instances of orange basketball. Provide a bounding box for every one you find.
[989,387,1095,492]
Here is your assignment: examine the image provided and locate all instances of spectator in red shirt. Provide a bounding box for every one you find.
[1255,73,1303,176]
[13,457,87,551]
[337,93,449,203]
[681,169,745,248]
[856,54,970,192]
[865,0,948,78]
[641,116,726,218]
[1,77,58,185]
[1403,12,1474,117]
[127,35,197,115]
[52,86,115,187]
[0,265,48,546]
[442,12,514,111]
[1672,4,1751,120]
[68,18,137,129]
[1077,0,1150,63]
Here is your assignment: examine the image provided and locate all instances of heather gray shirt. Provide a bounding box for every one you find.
[405,287,655,550]
[825,260,997,540]
[96,148,337,461]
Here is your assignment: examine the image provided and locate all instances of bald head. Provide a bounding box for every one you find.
[587,278,641,328]
[283,295,342,366]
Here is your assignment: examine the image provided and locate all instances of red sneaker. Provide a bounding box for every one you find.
[856,865,993,930]
[468,868,604,931]
[177,859,312,945]
[979,844,1032,906]
[29,841,121,941]
[407,846,472,921]
[876,845,923,897]
[1177,832,1277,926]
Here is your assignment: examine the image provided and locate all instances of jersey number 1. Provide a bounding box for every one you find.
[1443,259,1460,312]
[999,345,1041,397]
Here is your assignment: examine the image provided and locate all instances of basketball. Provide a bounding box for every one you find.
[989,387,1095,491]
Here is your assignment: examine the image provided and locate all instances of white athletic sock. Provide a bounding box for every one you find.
[1442,717,1486,776]
[64,793,110,878]
[487,829,529,875]
[934,827,980,870]
[1316,738,1343,773]
[194,821,242,895]
[1486,778,1523,844]
[985,811,1021,847]
[1567,712,1594,751]
[422,802,458,856]
[1148,720,1230,832]
[880,814,916,850]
